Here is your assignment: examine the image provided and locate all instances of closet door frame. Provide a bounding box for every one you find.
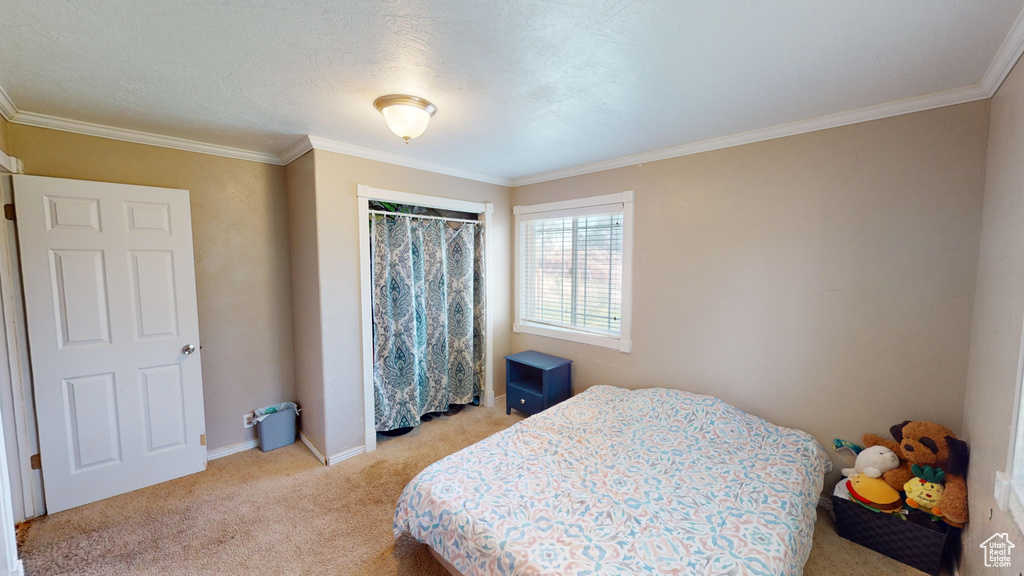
[356,185,493,453]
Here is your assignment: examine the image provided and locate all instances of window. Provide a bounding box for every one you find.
[1002,318,1024,533]
[514,191,633,352]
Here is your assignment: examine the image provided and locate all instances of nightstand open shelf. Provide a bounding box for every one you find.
[505,351,572,416]
[507,379,543,395]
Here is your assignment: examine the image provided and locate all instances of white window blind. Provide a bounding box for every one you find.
[520,208,623,336]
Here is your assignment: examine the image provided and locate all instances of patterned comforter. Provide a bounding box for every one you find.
[394,385,830,576]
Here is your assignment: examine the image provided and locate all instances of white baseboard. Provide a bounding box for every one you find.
[327,445,365,466]
[494,394,506,405]
[299,432,326,465]
[817,496,833,511]
[299,433,367,466]
[5,559,24,576]
[484,390,495,407]
[206,438,258,460]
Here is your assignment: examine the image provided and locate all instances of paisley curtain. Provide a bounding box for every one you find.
[371,215,486,432]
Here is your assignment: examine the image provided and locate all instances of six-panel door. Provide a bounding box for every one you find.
[13,175,206,513]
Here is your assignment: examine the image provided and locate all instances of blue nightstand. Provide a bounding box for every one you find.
[505,351,572,416]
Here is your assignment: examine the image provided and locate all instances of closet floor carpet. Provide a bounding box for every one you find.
[20,401,948,576]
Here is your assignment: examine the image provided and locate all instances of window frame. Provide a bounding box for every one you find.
[513,191,634,353]
[1003,315,1024,534]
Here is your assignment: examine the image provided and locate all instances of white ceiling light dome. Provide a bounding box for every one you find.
[373,95,437,143]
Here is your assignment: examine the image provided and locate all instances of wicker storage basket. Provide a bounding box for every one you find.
[831,495,957,576]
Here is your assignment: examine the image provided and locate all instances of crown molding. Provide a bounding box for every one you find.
[279,136,314,165]
[982,6,1024,96]
[303,135,512,186]
[10,111,283,165]
[510,9,1024,188]
[1,5,1022,186]
[0,86,511,184]
[510,82,991,187]
[0,86,15,122]
[0,148,22,174]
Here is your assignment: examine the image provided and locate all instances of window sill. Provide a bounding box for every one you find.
[1009,478,1024,536]
[514,322,631,353]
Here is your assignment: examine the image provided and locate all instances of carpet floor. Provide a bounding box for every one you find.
[19,402,948,575]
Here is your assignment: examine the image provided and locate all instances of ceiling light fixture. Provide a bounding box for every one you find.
[373,94,437,143]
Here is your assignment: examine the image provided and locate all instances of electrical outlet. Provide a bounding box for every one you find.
[243,413,254,429]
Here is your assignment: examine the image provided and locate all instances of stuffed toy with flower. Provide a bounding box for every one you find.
[904,464,945,517]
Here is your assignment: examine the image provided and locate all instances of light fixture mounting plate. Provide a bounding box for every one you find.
[373,94,437,116]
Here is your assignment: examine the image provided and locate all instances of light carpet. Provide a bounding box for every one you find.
[20,402,947,575]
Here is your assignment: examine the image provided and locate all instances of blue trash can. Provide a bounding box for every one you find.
[254,402,299,452]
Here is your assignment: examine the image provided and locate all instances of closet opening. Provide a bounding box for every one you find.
[357,186,494,451]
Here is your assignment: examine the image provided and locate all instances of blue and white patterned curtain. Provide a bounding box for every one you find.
[371,215,486,432]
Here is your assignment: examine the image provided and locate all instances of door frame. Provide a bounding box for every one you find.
[0,158,27,575]
[0,176,43,523]
[356,185,494,454]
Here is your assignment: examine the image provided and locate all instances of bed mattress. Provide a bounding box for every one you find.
[394,385,830,575]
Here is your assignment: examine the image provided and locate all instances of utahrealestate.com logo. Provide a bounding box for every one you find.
[980,533,1015,568]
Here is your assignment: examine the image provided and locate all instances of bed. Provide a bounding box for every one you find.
[394,385,830,576]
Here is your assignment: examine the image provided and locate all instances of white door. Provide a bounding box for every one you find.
[13,175,206,514]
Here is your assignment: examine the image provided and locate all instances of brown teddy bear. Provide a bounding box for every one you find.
[863,421,969,527]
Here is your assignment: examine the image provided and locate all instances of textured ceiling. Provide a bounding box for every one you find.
[1,0,1022,180]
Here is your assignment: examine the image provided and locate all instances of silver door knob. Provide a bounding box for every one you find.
[182,344,196,355]
[520,398,525,404]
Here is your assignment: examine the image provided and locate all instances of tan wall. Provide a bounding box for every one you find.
[0,118,9,155]
[304,149,512,456]
[285,151,326,452]
[960,59,1024,575]
[9,124,295,451]
[512,101,990,490]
